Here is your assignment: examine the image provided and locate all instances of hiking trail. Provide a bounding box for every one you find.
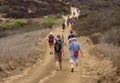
[2,7,114,83]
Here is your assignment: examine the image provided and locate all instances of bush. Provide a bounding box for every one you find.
[42,16,56,28]
[0,20,27,30]
[100,28,120,46]
[90,32,102,44]
[14,21,27,26]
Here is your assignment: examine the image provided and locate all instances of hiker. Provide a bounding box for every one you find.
[69,38,83,72]
[62,22,66,32]
[61,34,66,56]
[54,34,63,70]
[68,31,76,40]
[73,12,76,17]
[70,18,73,25]
[67,16,71,27]
[48,32,54,55]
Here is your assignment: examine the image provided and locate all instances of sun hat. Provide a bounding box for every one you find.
[50,32,53,35]
[57,33,61,38]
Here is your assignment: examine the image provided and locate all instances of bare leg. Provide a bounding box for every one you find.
[70,63,74,72]
[76,63,79,71]
[59,62,62,70]
[56,61,59,70]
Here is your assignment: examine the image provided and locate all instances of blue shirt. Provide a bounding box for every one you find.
[69,41,82,57]
[68,34,76,40]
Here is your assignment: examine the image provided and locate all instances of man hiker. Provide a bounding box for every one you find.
[48,32,54,55]
[54,34,63,71]
[69,38,83,72]
[73,12,76,17]
[67,16,71,27]
[68,31,76,40]
[62,22,66,32]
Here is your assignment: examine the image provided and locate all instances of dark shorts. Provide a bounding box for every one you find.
[48,41,54,45]
[55,52,62,62]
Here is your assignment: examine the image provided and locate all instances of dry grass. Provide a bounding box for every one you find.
[0,29,49,79]
[94,44,120,69]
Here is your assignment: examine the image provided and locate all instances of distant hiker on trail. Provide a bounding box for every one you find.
[67,16,71,27]
[54,34,63,71]
[48,32,54,55]
[62,22,66,32]
[61,34,66,56]
[73,12,76,17]
[70,18,73,25]
[69,38,83,72]
[68,31,76,40]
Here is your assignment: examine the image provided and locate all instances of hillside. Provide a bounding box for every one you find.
[0,0,70,18]
[72,0,120,83]
[72,0,120,45]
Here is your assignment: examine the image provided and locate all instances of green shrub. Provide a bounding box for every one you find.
[42,16,56,28]
[80,5,89,9]
[0,20,27,30]
[14,21,27,26]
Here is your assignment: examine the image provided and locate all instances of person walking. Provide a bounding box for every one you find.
[69,38,83,72]
[73,12,76,17]
[68,31,76,40]
[62,22,66,32]
[54,34,63,71]
[67,16,71,27]
[48,32,55,55]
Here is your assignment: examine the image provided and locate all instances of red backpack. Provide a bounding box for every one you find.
[48,35,54,43]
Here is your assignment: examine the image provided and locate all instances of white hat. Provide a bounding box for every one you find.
[72,37,77,40]
[68,38,73,42]
[50,32,53,35]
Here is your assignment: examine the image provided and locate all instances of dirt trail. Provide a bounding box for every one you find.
[3,7,115,83]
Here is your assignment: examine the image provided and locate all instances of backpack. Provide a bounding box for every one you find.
[54,40,62,52]
[48,35,54,43]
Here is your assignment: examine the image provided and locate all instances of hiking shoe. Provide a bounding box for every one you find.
[51,52,53,55]
[71,68,74,72]
[50,51,53,55]
[50,52,52,55]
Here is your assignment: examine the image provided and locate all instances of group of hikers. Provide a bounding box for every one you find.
[61,10,79,32]
[48,30,83,72]
[47,9,82,72]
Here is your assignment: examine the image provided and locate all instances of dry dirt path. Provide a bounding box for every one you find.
[2,7,114,83]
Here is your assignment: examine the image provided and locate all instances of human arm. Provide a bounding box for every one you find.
[80,50,83,57]
[78,43,83,57]
[69,43,72,50]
